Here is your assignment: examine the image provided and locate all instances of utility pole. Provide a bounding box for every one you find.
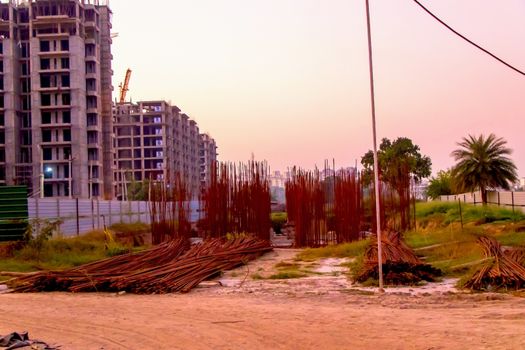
[365,0,384,292]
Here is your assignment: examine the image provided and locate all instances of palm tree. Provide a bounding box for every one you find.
[451,134,518,205]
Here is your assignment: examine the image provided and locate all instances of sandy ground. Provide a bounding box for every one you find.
[2,249,525,349]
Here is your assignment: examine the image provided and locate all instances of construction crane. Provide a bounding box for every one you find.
[118,68,132,104]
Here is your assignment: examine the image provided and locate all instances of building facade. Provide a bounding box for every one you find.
[0,0,113,198]
[113,100,217,199]
[199,133,217,188]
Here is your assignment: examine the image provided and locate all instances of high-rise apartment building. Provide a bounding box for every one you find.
[174,113,201,197]
[113,101,173,190]
[0,0,113,198]
[199,133,217,188]
[113,100,217,199]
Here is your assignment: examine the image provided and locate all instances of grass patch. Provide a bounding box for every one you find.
[251,273,265,280]
[270,212,287,222]
[405,215,525,284]
[416,202,525,226]
[405,226,477,249]
[0,258,37,273]
[274,261,300,269]
[271,212,287,234]
[296,239,370,261]
[1,230,137,273]
[495,231,525,247]
[109,222,150,233]
[268,270,307,279]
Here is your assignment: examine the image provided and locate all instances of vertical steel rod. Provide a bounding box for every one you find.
[365,0,384,291]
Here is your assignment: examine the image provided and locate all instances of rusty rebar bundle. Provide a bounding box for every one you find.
[8,237,272,294]
[465,237,525,291]
[201,161,271,240]
[149,173,191,244]
[355,230,441,285]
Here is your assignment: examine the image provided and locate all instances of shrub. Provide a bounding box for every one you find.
[270,212,287,234]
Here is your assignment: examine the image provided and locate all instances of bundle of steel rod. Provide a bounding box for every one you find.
[464,237,525,291]
[9,238,189,293]
[505,248,525,266]
[355,230,441,285]
[149,172,191,244]
[201,161,271,240]
[8,237,272,294]
[112,237,272,294]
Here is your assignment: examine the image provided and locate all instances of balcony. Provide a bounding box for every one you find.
[38,50,70,57]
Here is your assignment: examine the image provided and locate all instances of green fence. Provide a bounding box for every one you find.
[0,186,28,242]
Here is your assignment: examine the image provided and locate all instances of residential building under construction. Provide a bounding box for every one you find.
[0,0,114,198]
[113,100,217,199]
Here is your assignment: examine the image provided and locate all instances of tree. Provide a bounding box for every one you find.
[127,179,150,201]
[426,169,453,200]
[361,137,431,230]
[361,137,432,186]
[451,134,518,205]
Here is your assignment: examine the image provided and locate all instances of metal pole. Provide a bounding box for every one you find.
[365,0,384,291]
[458,198,463,231]
[40,146,44,198]
[68,156,72,199]
[75,197,80,236]
[40,173,44,198]
[89,163,92,199]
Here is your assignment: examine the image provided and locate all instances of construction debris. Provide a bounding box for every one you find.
[8,237,272,294]
[0,331,58,350]
[355,230,442,285]
[465,237,525,291]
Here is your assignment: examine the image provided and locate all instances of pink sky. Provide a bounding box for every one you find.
[111,0,525,176]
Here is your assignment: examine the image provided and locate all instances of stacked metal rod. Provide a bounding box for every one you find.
[465,237,525,290]
[113,237,272,293]
[8,237,272,294]
[201,161,271,240]
[149,172,191,244]
[355,230,442,285]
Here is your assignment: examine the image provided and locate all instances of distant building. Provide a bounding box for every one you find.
[113,101,217,199]
[269,170,287,188]
[413,180,428,201]
[199,133,217,188]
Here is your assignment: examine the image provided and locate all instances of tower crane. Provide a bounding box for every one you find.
[118,68,132,104]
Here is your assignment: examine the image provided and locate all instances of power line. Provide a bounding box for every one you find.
[412,0,525,77]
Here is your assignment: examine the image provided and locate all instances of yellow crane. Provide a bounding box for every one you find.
[118,68,132,104]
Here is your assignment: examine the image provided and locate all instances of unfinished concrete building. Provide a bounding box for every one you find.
[174,112,201,197]
[113,101,174,192]
[199,133,217,188]
[113,100,217,199]
[0,0,113,198]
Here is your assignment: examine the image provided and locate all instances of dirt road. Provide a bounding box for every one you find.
[2,291,525,349]
[2,250,525,349]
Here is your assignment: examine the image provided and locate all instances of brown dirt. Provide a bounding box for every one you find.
[2,292,525,349]
[2,249,525,349]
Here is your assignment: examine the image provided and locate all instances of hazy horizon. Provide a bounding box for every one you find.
[111,0,524,177]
